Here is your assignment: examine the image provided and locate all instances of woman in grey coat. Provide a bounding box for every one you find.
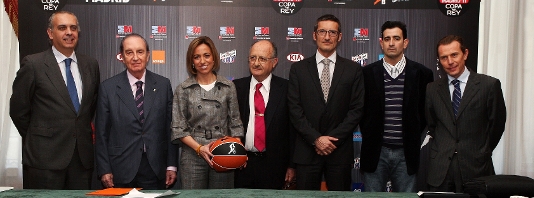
[171,36,244,189]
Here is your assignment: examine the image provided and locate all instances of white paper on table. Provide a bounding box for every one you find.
[122,188,180,198]
[0,187,14,193]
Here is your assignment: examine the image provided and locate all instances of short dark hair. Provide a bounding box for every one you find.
[314,14,341,33]
[381,21,407,39]
[120,33,149,54]
[186,36,220,75]
[48,11,79,31]
[251,40,278,58]
[436,35,467,57]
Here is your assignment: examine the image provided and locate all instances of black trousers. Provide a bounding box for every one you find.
[235,152,286,189]
[296,162,352,191]
[114,152,165,190]
[25,145,92,189]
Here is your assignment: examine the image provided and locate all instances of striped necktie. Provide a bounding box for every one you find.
[452,79,461,118]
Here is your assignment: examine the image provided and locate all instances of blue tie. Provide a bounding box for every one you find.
[452,79,461,118]
[65,58,80,113]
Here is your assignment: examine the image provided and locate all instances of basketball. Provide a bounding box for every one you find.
[209,136,248,172]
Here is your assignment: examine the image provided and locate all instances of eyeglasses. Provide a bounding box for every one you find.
[316,29,339,37]
[249,56,275,64]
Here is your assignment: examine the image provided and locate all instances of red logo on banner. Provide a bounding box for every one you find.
[439,0,469,4]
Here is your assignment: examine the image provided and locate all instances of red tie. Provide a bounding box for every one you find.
[254,83,266,152]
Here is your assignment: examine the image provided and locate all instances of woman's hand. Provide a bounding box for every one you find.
[199,141,215,167]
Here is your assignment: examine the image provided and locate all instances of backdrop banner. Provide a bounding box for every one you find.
[19,0,480,192]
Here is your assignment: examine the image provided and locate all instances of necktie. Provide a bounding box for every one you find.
[65,58,80,113]
[135,81,145,125]
[320,58,331,102]
[452,79,461,118]
[254,83,266,152]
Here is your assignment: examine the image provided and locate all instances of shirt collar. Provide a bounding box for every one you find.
[127,69,146,86]
[251,73,272,92]
[315,50,337,65]
[447,66,470,84]
[52,46,77,64]
[383,55,406,72]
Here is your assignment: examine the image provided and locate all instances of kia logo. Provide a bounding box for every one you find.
[287,53,304,62]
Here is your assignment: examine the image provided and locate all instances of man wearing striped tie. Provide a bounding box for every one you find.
[425,35,506,192]
[95,33,177,190]
[360,21,433,192]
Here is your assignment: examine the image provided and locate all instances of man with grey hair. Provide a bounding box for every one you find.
[10,11,100,189]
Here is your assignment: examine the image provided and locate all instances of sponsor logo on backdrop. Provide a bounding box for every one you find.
[286,27,303,42]
[219,26,236,41]
[271,0,303,16]
[41,0,65,11]
[352,53,368,66]
[116,53,123,61]
[150,25,167,40]
[220,49,237,64]
[287,52,304,62]
[85,0,130,3]
[373,0,385,5]
[152,50,165,64]
[438,0,469,17]
[353,28,369,43]
[253,27,270,40]
[328,0,353,5]
[378,54,384,60]
[353,131,362,141]
[117,25,132,38]
[185,26,201,39]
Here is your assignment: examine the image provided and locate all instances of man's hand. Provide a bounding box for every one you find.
[165,170,177,188]
[284,167,296,183]
[101,173,114,188]
[314,136,338,156]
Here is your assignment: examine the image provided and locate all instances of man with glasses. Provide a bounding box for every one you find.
[287,14,364,191]
[233,40,295,189]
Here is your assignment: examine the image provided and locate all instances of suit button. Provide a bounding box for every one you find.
[215,126,219,130]
[448,157,452,160]
[198,105,202,109]
[197,125,201,129]
[140,148,143,152]
[456,140,459,143]
[216,105,220,108]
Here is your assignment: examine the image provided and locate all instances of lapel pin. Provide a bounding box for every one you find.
[153,88,156,92]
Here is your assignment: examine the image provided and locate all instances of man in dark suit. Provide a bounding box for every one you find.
[10,11,100,189]
[234,40,295,189]
[360,21,433,192]
[425,35,506,192]
[95,34,177,190]
[287,14,364,191]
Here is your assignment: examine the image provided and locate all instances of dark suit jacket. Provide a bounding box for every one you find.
[288,55,364,165]
[233,75,294,186]
[95,70,177,184]
[360,58,433,175]
[425,70,506,187]
[10,49,100,170]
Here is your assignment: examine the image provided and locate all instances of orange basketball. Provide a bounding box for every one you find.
[209,136,248,172]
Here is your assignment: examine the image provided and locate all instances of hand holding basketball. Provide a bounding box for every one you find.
[209,136,248,172]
